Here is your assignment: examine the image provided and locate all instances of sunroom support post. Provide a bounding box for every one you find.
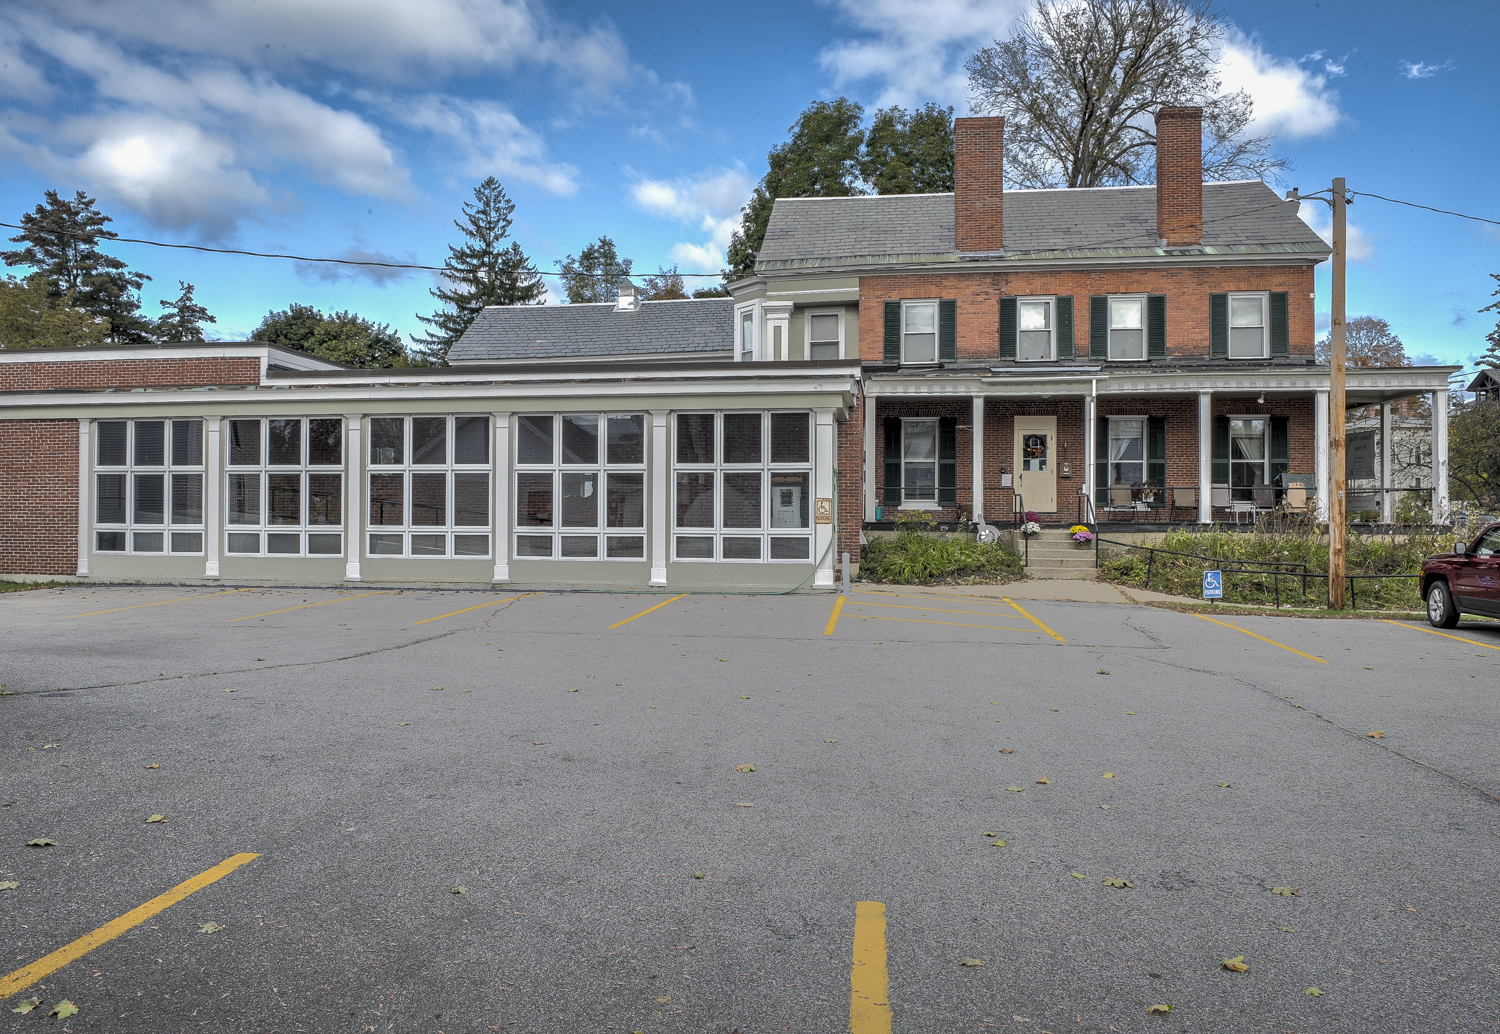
[971,394,985,525]
[345,415,363,582]
[1433,388,1449,519]
[650,410,669,586]
[1197,390,1212,524]
[814,408,836,588]
[863,392,876,521]
[492,412,510,583]
[1315,390,1330,521]
[204,416,221,579]
[1379,402,1393,524]
[77,418,91,578]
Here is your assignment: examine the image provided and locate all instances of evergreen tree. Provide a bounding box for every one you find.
[2,189,153,342]
[155,281,216,341]
[0,274,107,349]
[1480,273,1500,368]
[254,303,410,368]
[860,104,955,195]
[415,177,544,364]
[557,236,634,303]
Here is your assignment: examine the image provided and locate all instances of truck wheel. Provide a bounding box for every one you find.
[1426,579,1460,629]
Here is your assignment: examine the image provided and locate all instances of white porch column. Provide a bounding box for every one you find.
[762,301,793,361]
[1433,388,1449,518]
[203,416,221,579]
[76,419,91,577]
[814,408,836,588]
[971,394,985,524]
[492,413,510,583]
[1083,386,1096,520]
[649,409,669,586]
[1197,390,1213,524]
[862,391,876,521]
[345,415,363,581]
[1379,402,1393,523]
[1315,389,1330,521]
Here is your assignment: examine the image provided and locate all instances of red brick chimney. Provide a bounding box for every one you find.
[1154,106,1203,247]
[954,116,1004,252]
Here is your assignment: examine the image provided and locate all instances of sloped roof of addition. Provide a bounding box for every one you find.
[449,297,733,363]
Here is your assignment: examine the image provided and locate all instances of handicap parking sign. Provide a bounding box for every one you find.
[1202,569,1223,600]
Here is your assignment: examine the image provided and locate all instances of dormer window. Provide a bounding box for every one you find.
[738,307,754,362]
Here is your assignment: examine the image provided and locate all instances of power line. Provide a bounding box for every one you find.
[1347,191,1500,228]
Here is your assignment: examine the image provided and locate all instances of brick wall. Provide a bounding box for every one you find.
[837,397,865,566]
[858,266,1316,361]
[981,399,1087,524]
[0,357,261,392]
[0,419,77,575]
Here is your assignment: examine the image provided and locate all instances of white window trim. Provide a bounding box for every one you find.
[1016,295,1056,363]
[899,416,941,510]
[735,303,758,363]
[1105,414,1148,501]
[366,415,494,559]
[1227,414,1271,496]
[94,418,206,556]
[805,308,844,361]
[901,299,940,365]
[671,410,816,563]
[1107,294,1149,362]
[223,416,346,558]
[512,413,648,562]
[1227,291,1270,360]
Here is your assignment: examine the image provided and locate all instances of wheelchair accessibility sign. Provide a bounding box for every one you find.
[1202,569,1224,600]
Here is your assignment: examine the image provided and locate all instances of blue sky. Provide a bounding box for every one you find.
[1,0,1495,371]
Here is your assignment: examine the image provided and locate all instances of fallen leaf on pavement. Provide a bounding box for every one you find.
[397,722,410,726]
[1036,777,1050,784]
[1103,772,1115,779]
[1050,708,1060,711]
[1071,872,1085,879]
[12,997,42,1014]
[26,838,55,847]
[960,957,985,967]
[430,687,444,691]
[1100,805,1110,810]
[145,763,159,769]
[1367,730,1385,739]
[1270,886,1300,897]
[983,831,1001,837]
[198,922,224,933]
[1217,782,1231,788]
[693,872,704,879]
[735,764,757,772]
[1006,786,1024,793]
[825,739,837,743]
[146,814,167,823]
[43,744,60,749]
[990,839,1007,846]
[50,1001,78,1018]
[1097,670,1109,675]
[1146,1004,1173,1015]
[1102,877,1134,889]
[740,695,750,699]
[452,887,468,895]
[1304,987,1323,996]
[999,748,1013,754]
[567,688,578,693]
[1277,926,1295,933]
[736,802,754,807]
[1125,711,1136,715]
[1220,956,1249,973]
[0,880,16,891]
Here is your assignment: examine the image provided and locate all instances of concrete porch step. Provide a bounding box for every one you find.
[1026,568,1098,581]
[1026,556,1098,570]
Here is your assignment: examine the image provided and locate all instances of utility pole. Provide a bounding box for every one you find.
[1328,177,1348,610]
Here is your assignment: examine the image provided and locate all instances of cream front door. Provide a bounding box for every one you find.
[1014,416,1058,513]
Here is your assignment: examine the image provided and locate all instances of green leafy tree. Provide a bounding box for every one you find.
[2,189,153,342]
[154,281,216,341]
[860,104,955,194]
[557,236,634,303]
[1315,316,1411,368]
[639,266,688,301]
[253,303,411,368]
[725,98,867,281]
[691,283,731,298]
[415,177,545,364]
[1479,273,1500,368]
[1448,396,1500,507]
[0,274,107,349]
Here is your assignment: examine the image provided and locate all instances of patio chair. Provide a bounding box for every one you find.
[1171,486,1197,518]
[1252,484,1276,510]
[1211,486,1230,508]
[1110,484,1133,509]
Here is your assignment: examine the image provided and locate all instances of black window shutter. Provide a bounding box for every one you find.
[938,417,958,507]
[1212,416,1230,484]
[882,417,903,507]
[1089,296,1108,359]
[1147,295,1166,359]
[1270,415,1290,487]
[1095,414,1110,509]
[884,301,902,363]
[998,297,1017,359]
[1147,415,1167,486]
[1056,296,1074,359]
[1269,292,1290,357]
[938,299,957,363]
[1210,293,1228,357]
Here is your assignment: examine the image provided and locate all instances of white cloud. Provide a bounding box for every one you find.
[628,167,754,271]
[374,94,577,196]
[1401,60,1454,80]
[1216,31,1342,139]
[1299,202,1374,263]
[294,242,417,286]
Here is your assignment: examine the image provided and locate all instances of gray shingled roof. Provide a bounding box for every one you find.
[449,298,733,363]
[756,180,1330,271]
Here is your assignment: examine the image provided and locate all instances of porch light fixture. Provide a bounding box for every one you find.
[1257,393,1265,404]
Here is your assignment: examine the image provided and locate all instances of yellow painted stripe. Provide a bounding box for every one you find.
[1002,597,1067,643]
[607,593,687,630]
[68,588,253,618]
[1379,619,1500,651]
[413,593,531,626]
[850,900,891,1034]
[854,600,1017,619]
[0,852,260,1000]
[856,589,1017,605]
[824,595,846,636]
[1194,612,1326,662]
[227,591,388,622]
[853,613,1031,633]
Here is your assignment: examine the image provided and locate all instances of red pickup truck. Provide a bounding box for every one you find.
[1423,521,1500,627]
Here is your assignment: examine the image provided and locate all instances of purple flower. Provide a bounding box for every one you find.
[1024,511,1040,523]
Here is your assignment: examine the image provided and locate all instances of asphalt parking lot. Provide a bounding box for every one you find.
[2,584,1499,1033]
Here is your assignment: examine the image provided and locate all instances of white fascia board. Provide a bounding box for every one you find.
[727,277,766,300]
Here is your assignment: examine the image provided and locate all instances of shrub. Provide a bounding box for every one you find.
[860,528,1025,585]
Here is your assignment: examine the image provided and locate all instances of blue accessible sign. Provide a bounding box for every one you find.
[1202,569,1224,600]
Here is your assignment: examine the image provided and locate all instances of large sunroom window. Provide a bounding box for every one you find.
[514,413,646,560]
[367,416,490,558]
[95,419,204,555]
[226,417,343,556]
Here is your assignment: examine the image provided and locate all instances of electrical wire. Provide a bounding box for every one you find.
[1346,191,1500,228]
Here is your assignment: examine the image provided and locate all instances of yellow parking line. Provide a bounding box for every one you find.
[68,587,253,618]
[853,613,1032,633]
[850,900,891,1034]
[1195,612,1326,662]
[413,593,531,626]
[1379,619,1500,651]
[607,593,688,630]
[854,600,1018,619]
[0,852,260,1001]
[824,595,846,636]
[1002,597,1067,643]
[856,589,1015,605]
[227,591,389,622]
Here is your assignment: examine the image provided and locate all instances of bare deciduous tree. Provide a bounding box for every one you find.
[965,0,1288,189]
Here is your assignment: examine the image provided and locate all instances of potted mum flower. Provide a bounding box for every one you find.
[1069,524,1094,546]
[1022,520,1042,536]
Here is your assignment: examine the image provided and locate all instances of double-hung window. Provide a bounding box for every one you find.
[807,311,841,360]
[1108,418,1146,486]
[95,419,204,554]
[738,308,755,362]
[368,416,490,557]
[901,419,938,504]
[1228,293,1268,358]
[226,418,344,556]
[902,301,938,363]
[1230,418,1268,499]
[673,411,813,562]
[1017,297,1054,361]
[1108,296,1146,360]
[514,414,646,560]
